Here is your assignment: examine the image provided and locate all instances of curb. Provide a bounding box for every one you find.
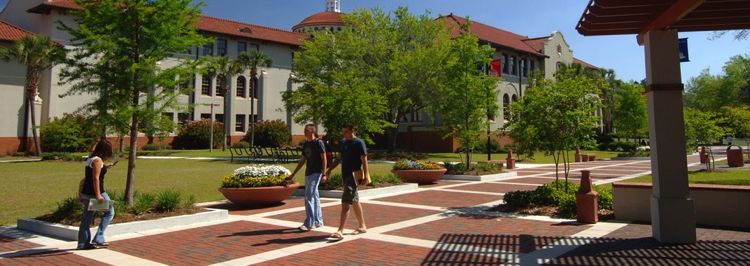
[293,183,418,199]
[442,171,517,182]
[17,208,228,241]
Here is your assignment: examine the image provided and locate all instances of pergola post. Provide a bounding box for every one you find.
[643,30,696,244]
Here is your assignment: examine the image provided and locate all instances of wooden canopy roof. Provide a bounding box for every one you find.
[576,0,750,43]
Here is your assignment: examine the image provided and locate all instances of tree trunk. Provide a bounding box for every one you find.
[118,133,125,153]
[21,91,29,155]
[28,95,41,156]
[124,91,139,205]
[250,75,256,147]
[387,126,399,153]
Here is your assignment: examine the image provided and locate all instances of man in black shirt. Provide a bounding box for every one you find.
[326,123,370,240]
[287,124,327,231]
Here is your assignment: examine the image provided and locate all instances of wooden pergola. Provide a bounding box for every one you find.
[577,0,750,244]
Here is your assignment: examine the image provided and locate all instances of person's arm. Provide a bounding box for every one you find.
[287,155,306,181]
[319,141,328,182]
[360,154,370,185]
[326,155,340,177]
[92,158,104,203]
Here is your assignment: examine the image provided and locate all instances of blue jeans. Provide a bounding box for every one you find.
[303,173,323,227]
[78,192,114,248]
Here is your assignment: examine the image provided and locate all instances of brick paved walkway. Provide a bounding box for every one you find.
[2,155,747,265]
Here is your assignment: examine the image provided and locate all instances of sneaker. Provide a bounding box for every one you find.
[77,244,99,250]
[298,225,311,232]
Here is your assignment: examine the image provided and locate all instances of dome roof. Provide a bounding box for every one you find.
[293,11,344,31]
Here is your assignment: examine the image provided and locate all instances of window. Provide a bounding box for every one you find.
[251,77,259,99]
[502,94,510,120]
[215,114,224,123]
[235,114,246,132]
[410,111,422,122]
[502,54,509,74]
[557,45,562,56]
[217,39,227,56]
[236,76,247,97]
[557,62,563,71]
[512,94,518,102]
[201,77,211,96]
[216,75,226,97]
[162,112,174,121]
[530,60,535,73]
[522,59,528,77]
[250,43,259,51]
[250,114,258,124]
[178,113,190,126]
[510,56,517,75]
[200,113,211,120]
[202,43,213,57]
[237,41,247,54]
[177,77,193,94]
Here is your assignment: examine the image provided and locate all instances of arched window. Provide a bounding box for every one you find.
[236,76,247,98]
[512,94,518,102]
[216,75,226,97]
[502,93,510,120]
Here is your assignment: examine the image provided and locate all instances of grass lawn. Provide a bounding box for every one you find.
[428,150,620,164]
[622,169,750,186]
[0,159,395,226]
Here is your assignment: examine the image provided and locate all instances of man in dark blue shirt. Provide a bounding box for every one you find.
[325,123,370,240]
[287,124,327,231]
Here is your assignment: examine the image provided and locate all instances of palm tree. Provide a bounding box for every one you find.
[236,51,272,147]
[200,55,243,150]
[0,35,66,155]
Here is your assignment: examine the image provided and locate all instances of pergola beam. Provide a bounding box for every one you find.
[637,0,706,44]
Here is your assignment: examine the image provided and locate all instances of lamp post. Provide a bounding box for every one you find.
[203,103,220,152]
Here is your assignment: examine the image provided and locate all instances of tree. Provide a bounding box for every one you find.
[284,7,452,149]
[720,105,750,138]
[60,0,209,205]
[613,82,648,142]
[711,30,749,41]
[506,67,602,185]
[0,35,66,155]
[199,55,242,149]
[685,55,750,109]
[684,108,727,171]
[431,23,499,167]
[235,51,272,147]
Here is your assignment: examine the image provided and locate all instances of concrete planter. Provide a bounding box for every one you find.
[17,208,228,241]
[294,183,418,199]
[219,183,300,205]
[392,169,447,184]
[443,171,517,182]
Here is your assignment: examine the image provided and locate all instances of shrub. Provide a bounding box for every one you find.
[131,192,155,215]
[142,143,171,151]
[501,180,614,219]
[443,162,466,173]
[368,151,428,161]
[392,160,444,170]
[475,161,499,172]
[473,141,504,153]
[221,165,292,188]
[503,190,535,208]
[154,190,181,212]
[41,152,85,161]
[595,133,615,151]
[40,114,97,152]
[172,119,224,149]
[368,173,402,187]
[232,141,250,148]
[53,197,83,217]
[244,119,291,147]
[594,185,614,210]
[611,141,637,152]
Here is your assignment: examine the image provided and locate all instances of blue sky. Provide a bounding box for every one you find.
[3,0,748,83]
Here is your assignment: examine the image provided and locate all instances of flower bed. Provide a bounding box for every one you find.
[219,165,298,205]
[488,180,614,219]
[392,160,447,184]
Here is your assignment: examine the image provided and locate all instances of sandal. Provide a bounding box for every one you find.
[328,231,344,240]
[298,225,310,232]
[351,228,367,235]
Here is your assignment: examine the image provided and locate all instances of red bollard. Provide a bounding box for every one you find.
[699,147,708,164]
[727,146,745,167]
[576,170,598,224]
[575,147,582,162]
[581,153,589,162]
[506,150,515,169]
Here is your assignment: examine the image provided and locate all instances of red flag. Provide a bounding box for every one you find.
[490,59,502,77]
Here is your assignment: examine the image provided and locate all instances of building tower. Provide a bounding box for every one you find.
[326,0,341,13]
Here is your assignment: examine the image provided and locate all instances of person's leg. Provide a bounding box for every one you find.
[309,173,323,227]
[93,192,114,245]
[336,202,351,233]
[302,173,316,228]
[77,199,95,249]
[351,201,367,232]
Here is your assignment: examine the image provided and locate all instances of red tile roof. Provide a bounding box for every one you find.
[0,20,33,42]
[293,11,344,31]
[522,36,549,53]
[573,57,599,70]
[439,14,544,57]
[27,0,307,46]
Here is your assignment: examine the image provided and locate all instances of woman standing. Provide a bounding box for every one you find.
[78,139,115,250]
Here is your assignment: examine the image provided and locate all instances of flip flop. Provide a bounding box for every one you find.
[351,228,367,235]
[328,231,344,240]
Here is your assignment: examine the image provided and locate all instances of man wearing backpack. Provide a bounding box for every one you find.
[287,124,327,231]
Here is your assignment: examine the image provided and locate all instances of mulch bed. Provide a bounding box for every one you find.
[487,204,614,221]
[36,207,206,226]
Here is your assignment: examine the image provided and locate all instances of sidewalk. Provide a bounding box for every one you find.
[1,154,747,265]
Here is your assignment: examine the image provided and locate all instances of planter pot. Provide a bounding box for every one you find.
[219,183,300,205]
[392,169,447,184]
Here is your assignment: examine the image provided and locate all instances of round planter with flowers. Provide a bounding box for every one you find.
[219,165,299,205]
[391,160,447,184]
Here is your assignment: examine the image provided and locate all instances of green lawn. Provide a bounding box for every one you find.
[0,159,395,226]
[428,150,619,164]
[622,170,750,186]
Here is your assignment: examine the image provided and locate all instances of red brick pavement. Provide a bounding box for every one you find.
[448,183,539,194]
[418,180,469,188]
[0,236,41,253]
[502,177,562,185]
[109,221,329,265]
[256,238,507,265]
[386,216,592,254]
[267,203,440,230]
[204,198,336,216]
[0,249,109,266]
[376,190,501,208]
[544,224,750,266]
